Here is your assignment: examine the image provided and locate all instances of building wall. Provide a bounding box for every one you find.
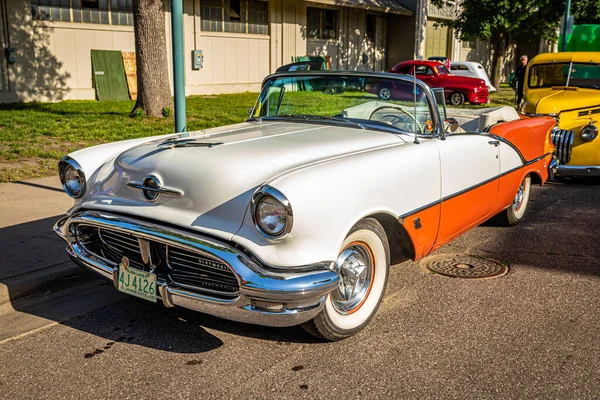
[0,0,135,102]
[306,7,389,72]
[387,13,416,69]
[0,0,398,102]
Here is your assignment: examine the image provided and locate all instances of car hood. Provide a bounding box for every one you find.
[77,121,403,241]
[522,87,600,115]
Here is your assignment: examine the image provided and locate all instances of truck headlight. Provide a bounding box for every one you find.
[58,157,86,198]
[580,124,598,142]
[251,186,293,240]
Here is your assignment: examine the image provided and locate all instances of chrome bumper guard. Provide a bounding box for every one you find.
[548,157,559,180]
[54,211,340,327]
[555,165,600,177]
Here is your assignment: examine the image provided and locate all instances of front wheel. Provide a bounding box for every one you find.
[492,175,532,226]
[449,91,465,106]
[302,218,390,341]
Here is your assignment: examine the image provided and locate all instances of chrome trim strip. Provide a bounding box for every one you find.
[400,152,552,219]
[126,182,184,196]
[54,211,339,327]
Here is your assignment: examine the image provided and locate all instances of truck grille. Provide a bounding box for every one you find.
[74,225,239,299]
[551,129,574,164]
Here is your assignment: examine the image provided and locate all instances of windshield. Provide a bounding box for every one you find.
[251,74,436,136]
[528,62,600,89]
[436,65,449,74]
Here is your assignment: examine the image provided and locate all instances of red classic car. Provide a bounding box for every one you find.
[378,60,490,106]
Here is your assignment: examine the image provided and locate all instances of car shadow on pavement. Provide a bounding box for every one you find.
[475,178,600,277]
[1,215,320,350]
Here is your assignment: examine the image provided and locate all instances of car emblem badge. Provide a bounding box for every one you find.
[120,256,130,270]
[142,175,161,202]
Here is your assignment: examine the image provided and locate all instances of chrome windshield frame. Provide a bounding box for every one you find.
[247,71,444,139]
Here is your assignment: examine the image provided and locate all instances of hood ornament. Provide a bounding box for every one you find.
[127,175,184,202]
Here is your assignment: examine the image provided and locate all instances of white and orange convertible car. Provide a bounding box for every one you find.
[54,71,557,341]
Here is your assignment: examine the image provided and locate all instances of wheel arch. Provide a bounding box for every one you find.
[529,170,543,185]
[367,212,415,265]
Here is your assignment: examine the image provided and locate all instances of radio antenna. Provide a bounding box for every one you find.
[413,68,420,144]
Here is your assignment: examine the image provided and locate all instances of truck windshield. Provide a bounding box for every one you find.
[528,62,600,89]
[250,74,436,136]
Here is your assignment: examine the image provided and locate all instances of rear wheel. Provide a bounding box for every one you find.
[449,91,465,106]
[378,86,392,100]
[302,218,390,341]
[492,175,532,226]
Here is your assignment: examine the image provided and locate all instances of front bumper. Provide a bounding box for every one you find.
[54,211,340,327]
[555,165,600,177]
[467,93,489,104]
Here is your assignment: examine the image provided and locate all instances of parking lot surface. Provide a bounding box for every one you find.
[0,179,599,399]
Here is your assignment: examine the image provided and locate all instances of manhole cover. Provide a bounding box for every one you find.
[424,254,508,279]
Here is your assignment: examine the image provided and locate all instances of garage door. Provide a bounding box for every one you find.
[425,19,449,59]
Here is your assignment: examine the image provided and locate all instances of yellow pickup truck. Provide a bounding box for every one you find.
[523,52,600,177]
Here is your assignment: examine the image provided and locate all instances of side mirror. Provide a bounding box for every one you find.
[446,117,459,132]
[442,117,459,138]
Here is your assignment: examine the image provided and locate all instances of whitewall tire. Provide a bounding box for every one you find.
[492,174,532,226]
[302,218,390,341]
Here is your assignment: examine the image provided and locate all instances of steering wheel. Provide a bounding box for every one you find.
[368,106,423,133]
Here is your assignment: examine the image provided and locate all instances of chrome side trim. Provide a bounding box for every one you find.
[54,211,339,327]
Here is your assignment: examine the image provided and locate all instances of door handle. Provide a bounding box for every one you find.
[488,140,500,147]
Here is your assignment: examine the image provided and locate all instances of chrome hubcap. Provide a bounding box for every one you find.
[331,243,374,314]
[513,181,525,211]
[380,88,391,99]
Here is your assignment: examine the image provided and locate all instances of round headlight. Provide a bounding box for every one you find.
[251,186,293,240]
[581,124,598,142]
[59,157,86,198]
[257,197,287,236]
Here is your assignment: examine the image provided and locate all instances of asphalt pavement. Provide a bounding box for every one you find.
[0,177,598,399]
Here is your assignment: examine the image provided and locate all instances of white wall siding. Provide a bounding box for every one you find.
[0,0,397,102]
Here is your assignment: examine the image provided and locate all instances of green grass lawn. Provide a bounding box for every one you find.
[0,87,516,183]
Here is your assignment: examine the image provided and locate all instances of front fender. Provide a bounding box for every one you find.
[231,140,442,267]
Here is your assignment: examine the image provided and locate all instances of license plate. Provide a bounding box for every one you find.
[118,262,157,303]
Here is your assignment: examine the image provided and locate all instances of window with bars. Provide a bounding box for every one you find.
[307,7,337,40]
[31,0,133,26]
[200,0,268,35]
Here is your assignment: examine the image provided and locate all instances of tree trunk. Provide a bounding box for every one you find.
[490,30,508,90]
[130,0,172,117]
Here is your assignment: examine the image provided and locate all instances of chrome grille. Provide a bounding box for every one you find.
[167,247,239,298]
[98,229,145,270]
[74,224,239,299]
[551,129,574,164]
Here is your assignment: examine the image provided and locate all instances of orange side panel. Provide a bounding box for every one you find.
[404,157,552,262]
[435,179,499,250]
[489,117,556,161]
[496,155,553,213]
[403,204,441,261]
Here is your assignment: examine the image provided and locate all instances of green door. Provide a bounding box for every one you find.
[91,50,130,101]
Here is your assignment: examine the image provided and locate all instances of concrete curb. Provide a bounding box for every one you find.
[0,261,96,307]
